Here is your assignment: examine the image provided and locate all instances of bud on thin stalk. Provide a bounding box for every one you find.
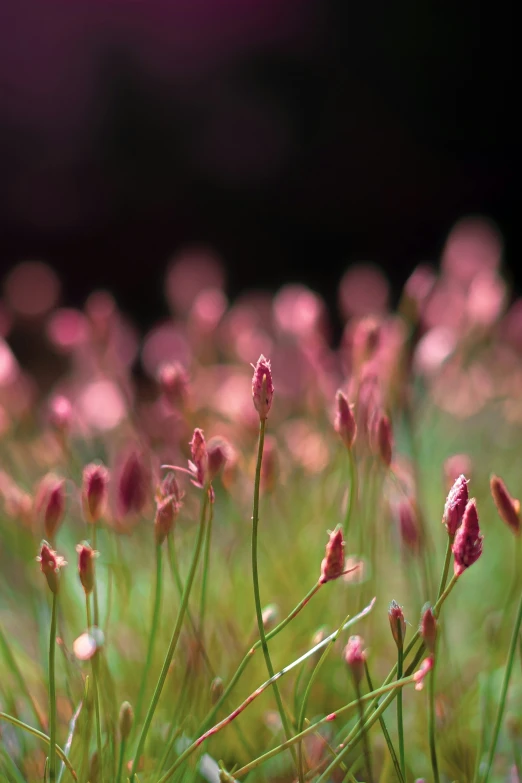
[76,542,98,595]
[442,474,469,537]
[319,526,345,584]
[388,600,406,649]
[420,603,437,654]
[82,463,110,524]
[334,390,357,450]
[490,474,521,536]
[452,498,483,576]
[252,354,274,421]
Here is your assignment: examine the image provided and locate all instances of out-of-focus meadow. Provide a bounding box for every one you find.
[0,217,521,782]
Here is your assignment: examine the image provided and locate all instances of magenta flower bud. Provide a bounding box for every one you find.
[452,498,483,576]
[490,474,521,536]
[334,390,357,450]
[442,474,469,537]
[158,471,182,504]
[251,354,274,421]
[82,463,110,523]
[319,526,345,584]
[207,437,231,481]
[388,600,406,649]
[76,542,98,595]
[189,428,208,487]
[397,499,421,554]
[35,474,66,541]
[117,450,149,518]
[344,635,366,685]
[37,541,67,594]
[419,604,437,653]
[158,362,189,409]
[154,495,180,547]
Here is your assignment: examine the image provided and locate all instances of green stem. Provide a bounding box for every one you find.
[199,499,214,633]
[92,523,100,627]
[251,418,297,768]
[232,673,416,779]
[0,622,46,731]
[135,545,163,725]
[344,448,358,538]
[428,646,440,783]
[355,679,373,783]
[129,490,209,782]
[297,615,349,783]
[397,645,405,780]
[49,592,58,781]
[0,713,76,781]
[364,662,403,783]
[437,536,454,600]
[317,574,460,781]
[116,738,126,783]
[481,588,522,782]
[86,597,103,783]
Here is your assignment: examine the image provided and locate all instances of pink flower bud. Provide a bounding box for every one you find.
[319,526,345,584]
[352,316,380,368]
[251,354,274,421]
[48,394,72,433]
[334,390,357,450]
[413,656,434,691]
[189,428,208,487]
[158,362,189,409]
[82,463,110,523]
[157,471,182,504]
[117,450,149,518]
[388,600,406,649]
[452,498,483,576]
[419,604,437,653]
[35,474,66,541]
[76,542,98,594]
[37,541,67,594]
[490,474,521,536]
[154,495,180,547]
[344,635,366,685]
[396,499,422,554]
[442,474,469,536]
[207,437,231,481]
[372,411,393,467]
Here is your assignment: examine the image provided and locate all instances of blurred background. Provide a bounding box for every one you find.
[0,0,516,332]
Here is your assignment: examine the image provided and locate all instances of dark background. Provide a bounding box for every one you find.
[0,0,516,327]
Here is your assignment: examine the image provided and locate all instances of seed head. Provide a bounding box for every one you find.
[82,463,109,523]
[334,390,357,450]
[35,474,66,541]
[443,474,469,537]
[388,600,406,649]
[452,498,483,576]
[37,541,67,594]
[419,604,437,653]
[251,354,274,421]
[319,526,345,584]
[119,701,134,741]
[344,635,366,685]
[490,474,521,536]
[76,542,98,594]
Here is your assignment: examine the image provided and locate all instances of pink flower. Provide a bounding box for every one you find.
[443,474,469,536]
[388,600,406,649]
[319,527,345,584]
[414,656,434,691]
[37,541,67,594]
[251,354,274,421]
[76,542,98,595]
[452,498,483,576]
[189,428,208,487]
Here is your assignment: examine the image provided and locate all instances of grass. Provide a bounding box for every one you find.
[1,226,522,782]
